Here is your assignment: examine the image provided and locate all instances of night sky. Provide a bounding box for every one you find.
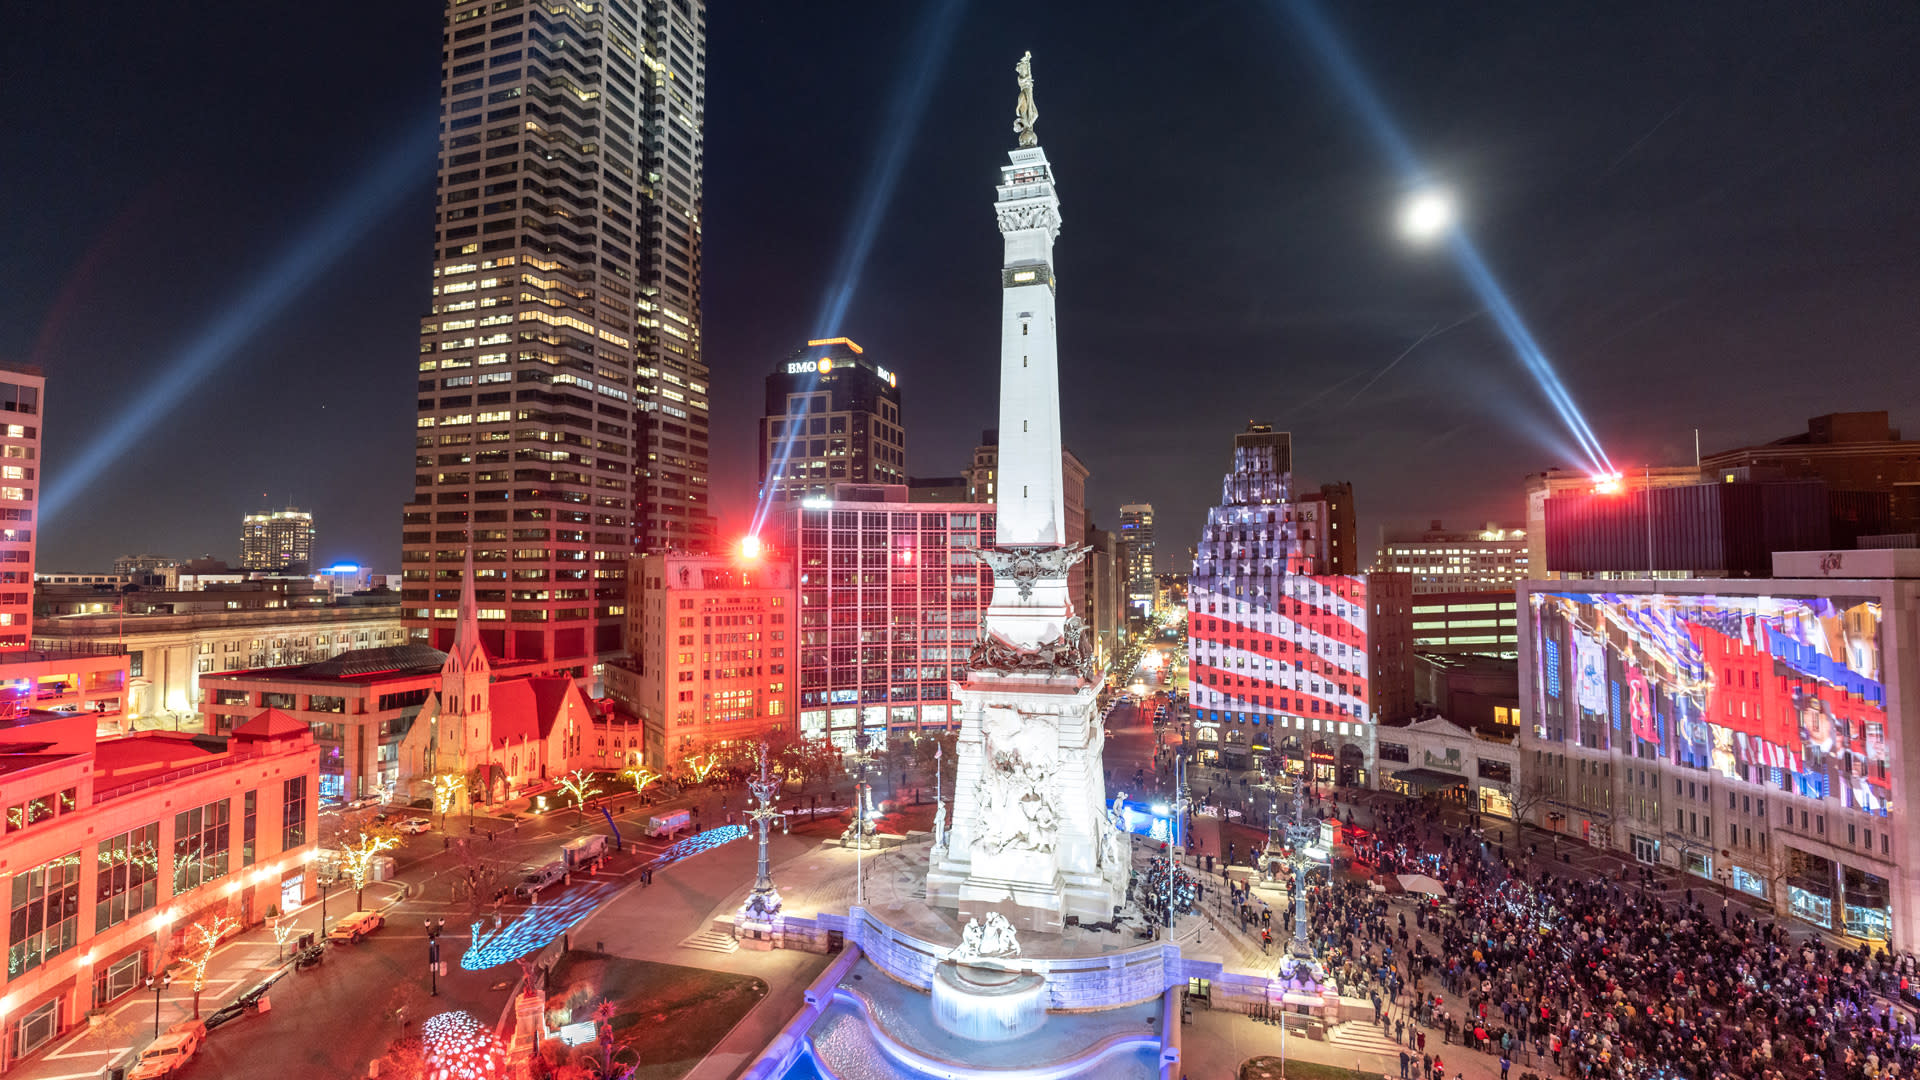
[5,2,1916,573]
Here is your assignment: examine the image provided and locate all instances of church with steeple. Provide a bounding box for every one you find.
[396,551,594,809]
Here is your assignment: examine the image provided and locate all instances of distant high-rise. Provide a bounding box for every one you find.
[241,508,314,571]
[963,430,1087,604]
[404,0,710,667]
[757,338,904,504]
[1119,503,1155,619]
[0,365,42,649]
[1376,521,1528,594]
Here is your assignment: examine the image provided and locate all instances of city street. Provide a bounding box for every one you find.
[9,780,793,1080]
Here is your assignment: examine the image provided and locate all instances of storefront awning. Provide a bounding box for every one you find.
[1392,768,1467,792]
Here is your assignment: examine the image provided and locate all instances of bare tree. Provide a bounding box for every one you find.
[1505,775,1553,833]
[1753,836,1798,919]
[452,837,516,945]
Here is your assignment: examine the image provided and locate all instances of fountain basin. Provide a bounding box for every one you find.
[930,962,1048,1041]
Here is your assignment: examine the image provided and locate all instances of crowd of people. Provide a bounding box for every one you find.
[1288,793,1920,1080]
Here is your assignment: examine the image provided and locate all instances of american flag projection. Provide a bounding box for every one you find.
[1529,591,1888,815]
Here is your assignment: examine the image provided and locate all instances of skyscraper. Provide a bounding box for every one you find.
[756,338,905,505]
[404,0,709,667]
[0,365,41,650]
[1118,502,1154,619]
[240,508,315,571]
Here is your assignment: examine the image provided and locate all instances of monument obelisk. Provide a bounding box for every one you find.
[926,53,1128,933]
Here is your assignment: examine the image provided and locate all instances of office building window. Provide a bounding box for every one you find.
[172,800,231,894]
[95,823,160,932]
[243,791,257,867]
[282,776,309,850]
[8,850,80,981]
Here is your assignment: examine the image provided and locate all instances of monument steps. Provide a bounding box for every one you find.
[679,928,741,955]
[1327,1019,1404,1057]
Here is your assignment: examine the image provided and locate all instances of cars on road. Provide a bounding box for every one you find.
[326,910,385,943]
[392,816,432,834]
[129,1019,207,1079]
[513,862,566,898]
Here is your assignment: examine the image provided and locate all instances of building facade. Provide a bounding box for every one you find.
[1524,467,1704,579]
[1410,589,1521,658]
[1543,475,1882,579]
[1376,521,1529,593]
[404,0,711,668]
[239,508,315,571]
[0,711,317,1073]
[1083,524,1123,670]
[1292,481,1357,575]
[1518,549,1919,944]
[1119,503,1155,621]
[778,491,994,747]
[1377,715,1521,817]
[0,366,42,651]
[35,598,405,729]
[606,550,795,768]
[1703,411,1920,533]
[198,644,448,801]
[757,338,905,505]
[1187,424,1414,777]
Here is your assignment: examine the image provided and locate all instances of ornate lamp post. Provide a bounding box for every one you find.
[742,742,788,924]
[845,731,879,908]
[1281,780,1329,966]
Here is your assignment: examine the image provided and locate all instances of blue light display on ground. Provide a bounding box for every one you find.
[459,826,749,970]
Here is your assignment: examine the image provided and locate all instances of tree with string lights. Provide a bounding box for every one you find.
[431,772,464,825]
[619,754,661,803]
[181,912,239,1017]
[557,769,601,824]
[340,828,400,908]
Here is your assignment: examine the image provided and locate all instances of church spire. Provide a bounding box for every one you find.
[453,538,480,655]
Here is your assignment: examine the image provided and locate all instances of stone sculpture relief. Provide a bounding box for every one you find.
[950,911,1023,964]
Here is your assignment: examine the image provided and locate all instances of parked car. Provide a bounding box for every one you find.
[513,862,566,898]
[129,1019,207,1079]
[392,816,432,835]
[326,910,385,943]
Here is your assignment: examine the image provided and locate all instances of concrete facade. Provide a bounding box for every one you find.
[606,551,796,768]
[35,601,406,730]
[1376,715,1520,817]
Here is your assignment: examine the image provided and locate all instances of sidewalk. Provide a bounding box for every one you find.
[9,878,405,1080]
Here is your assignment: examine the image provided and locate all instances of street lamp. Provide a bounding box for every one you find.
[427,917,447,995]
[146,971,173,1037]
[742,743,789,925]
[846,732,880,908]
